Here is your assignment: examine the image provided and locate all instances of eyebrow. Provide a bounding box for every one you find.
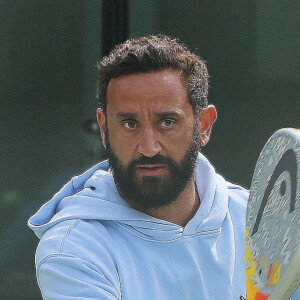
[114,111,184,119]
[115,112,138,119]
[154,111,184,119]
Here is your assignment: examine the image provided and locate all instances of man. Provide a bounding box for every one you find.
[29,35,249,299]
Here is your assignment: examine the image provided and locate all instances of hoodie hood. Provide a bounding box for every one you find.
[28,153,229,242]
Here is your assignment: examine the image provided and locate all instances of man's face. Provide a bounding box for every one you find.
[98,70,203,209]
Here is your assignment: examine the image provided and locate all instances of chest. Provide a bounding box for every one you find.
[109,226,246,300]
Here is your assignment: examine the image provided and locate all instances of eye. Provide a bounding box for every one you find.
[122,121,137,129]
[160,119,175,128]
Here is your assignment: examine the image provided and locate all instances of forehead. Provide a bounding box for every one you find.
[106,70,191,114]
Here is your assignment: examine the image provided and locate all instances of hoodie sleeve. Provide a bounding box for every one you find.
[37,254,121,300]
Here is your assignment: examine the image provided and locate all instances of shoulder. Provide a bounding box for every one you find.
[226,181,249,224]
[35,219,121,299]
[227,181,249,207]
[36,219,116,268]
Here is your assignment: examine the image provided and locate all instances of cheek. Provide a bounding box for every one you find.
[173,122,197,145]
[107,129,137,163]
[164,130,196,159]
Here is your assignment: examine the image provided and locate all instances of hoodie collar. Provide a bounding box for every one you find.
[28,154,229,241]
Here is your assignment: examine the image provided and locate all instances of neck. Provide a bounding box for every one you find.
[129,176,200,227]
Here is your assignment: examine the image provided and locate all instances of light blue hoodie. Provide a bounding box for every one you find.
[29,154,250,299]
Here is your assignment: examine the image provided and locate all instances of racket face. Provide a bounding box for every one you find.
[246,128,300,299]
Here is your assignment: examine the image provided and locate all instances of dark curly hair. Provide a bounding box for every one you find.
[96,34,209,116]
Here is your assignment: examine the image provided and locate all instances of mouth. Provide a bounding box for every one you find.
[136,164,167,176]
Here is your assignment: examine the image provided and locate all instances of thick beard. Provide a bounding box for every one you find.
[105,127,201,210]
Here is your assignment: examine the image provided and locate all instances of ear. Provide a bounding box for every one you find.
[198,105,217,146]
[96,108,107,148]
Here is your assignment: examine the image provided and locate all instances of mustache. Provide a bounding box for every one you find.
[129,154,175,168]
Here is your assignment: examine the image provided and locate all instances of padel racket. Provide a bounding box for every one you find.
[245,128,300,300]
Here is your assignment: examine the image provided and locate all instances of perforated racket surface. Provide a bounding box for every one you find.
[246,128,300,300]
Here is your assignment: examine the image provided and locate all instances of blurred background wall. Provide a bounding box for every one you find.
[0,1,299,298]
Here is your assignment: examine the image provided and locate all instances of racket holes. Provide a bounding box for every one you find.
[280,180,287,196]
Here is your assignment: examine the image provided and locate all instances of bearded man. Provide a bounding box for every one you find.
[29,35,249,299]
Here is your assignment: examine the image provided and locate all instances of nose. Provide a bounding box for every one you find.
[137,126,162,157]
